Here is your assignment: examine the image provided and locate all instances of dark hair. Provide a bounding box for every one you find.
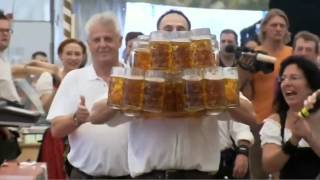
[220,29,238,44]
[293,31,319,54]
[156,9,191,31]
[0,10,8,20]
[125,31,143,46]
[32,51,47,59]
[274,56,320,113]
[58,38,87,68]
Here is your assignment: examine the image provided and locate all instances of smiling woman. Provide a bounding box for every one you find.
[260,55,320,179]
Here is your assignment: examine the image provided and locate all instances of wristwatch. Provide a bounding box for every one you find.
[236,145,249,156]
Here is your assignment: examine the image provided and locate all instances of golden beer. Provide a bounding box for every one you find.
[203,67,225,115]
[174,79,184,112]
[107,67,125,109]
[224,78,239,107]
[143,77,165,112]
[108,76,124,109]
[171,40,192,71]
[163,72,184,112]
[204,79,225,111]
[223,67,239,107]
[150,40,172,70]
[182,74,205,112]
[191,38,215,68]
[123,75,144,116]
[133,48,152,70]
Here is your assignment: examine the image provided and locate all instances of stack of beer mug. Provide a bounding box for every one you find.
[107,28,239,117]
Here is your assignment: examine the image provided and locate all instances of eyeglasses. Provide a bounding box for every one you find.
[0,28,13,34]
[277,75,304,83]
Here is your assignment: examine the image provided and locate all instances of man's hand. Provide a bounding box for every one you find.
[232,154,249,178]
[74,96,90,126]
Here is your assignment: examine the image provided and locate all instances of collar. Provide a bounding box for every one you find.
[86,65,100,81]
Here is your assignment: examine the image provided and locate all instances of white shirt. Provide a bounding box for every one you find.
[260,119,310,147]
[0,53,20,102]
[47,65,129,176]
[218,93,254,150]
[128,115,220,177]
[35,72,54,96]
[218,117,254,151]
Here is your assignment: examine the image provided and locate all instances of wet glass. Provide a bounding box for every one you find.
[223,67,239,107]
[107,66,125,109]
[123,68,144,116]
[150,31,172,70]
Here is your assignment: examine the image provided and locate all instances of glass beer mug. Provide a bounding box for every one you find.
[163,72,184,113]
[131,35,152,70]
[107,66,125,109]
[223,67,240,108]
[182,68,205,112]
[171,31,192,72]
[203,67,226,115]
[123,68,144,116]
[143,70,166,113]
[150,31,172,70]
[191,28,215,68]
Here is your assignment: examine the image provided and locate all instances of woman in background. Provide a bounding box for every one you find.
[35,38,87,112]
[260,56,320,179]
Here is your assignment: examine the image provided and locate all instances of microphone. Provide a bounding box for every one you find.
[224,45,276,73]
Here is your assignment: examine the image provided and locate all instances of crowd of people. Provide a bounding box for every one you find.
[1,6,320,179]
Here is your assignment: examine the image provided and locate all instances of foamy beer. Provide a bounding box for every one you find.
[223,67,239,107]
[204,67,226,115]
[143,70,165,113]
[131,36,152,70]
[182,69,205,112]
[123,68,144,116]
[107,66,125,109]
[191,28,215,68]
[171,31,192,71]
[150,31,172,70]
[163,72,184,112]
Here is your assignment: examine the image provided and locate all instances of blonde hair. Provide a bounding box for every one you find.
[84,11,120,37]
[259,8,291,44]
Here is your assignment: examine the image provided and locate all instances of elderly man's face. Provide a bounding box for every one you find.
[87,23,121,65]
[159,13,188,32]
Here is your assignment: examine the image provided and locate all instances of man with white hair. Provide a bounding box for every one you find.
[47,12,130,178]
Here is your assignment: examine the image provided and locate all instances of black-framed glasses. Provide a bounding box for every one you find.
[0,28,13,34]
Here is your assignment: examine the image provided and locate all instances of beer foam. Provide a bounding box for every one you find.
[145,77,165,82]
[191,35,211,41]
[126,75,144,80]
[172,38,190,43]
[182,75,202,81]
[204,73,223,80]
[223,74,238,79]
[135,48,150,53]
[111,74,125,78]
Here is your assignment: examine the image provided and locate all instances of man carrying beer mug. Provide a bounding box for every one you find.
[89,9,256,179]
[47,12,130,179]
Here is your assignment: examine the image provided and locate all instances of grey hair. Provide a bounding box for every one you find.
[84,11,121,37]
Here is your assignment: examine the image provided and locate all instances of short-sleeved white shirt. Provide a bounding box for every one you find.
[218,93,254,150]
[128,114,221,177]
[47,65,129,176]
[218,118,254,151]
[0,54,20,102]
[260,119,310,147]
